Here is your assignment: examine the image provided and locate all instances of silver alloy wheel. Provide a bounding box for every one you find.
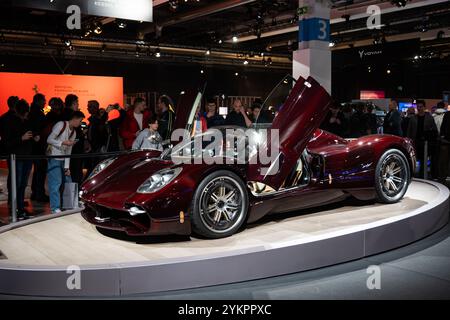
[199,176,245,234]
[379,153,408,198]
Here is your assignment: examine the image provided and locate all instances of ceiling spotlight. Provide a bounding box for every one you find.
[169,0,178,11]
[232,36,238,43]
[94,25,103,34]
[68,45,74,51]
[235,72,239,76]
[135,45,142,57]
[391,0,409,7]
[368,66,372,73]
[373,34,383,45]
[218,39,223,44]
[386,69,391,74]
[117,20,127,29]
[155,48,161,58]
[243,59,249,65]
[329,41,336,47]
[200,69,204,74]
[63,39,71,47]
[255,27,261,39]
[205,49,210,55]
[267,57,272,65]
[414,55,419,60]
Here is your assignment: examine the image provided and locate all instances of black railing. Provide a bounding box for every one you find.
[0,150,132,223]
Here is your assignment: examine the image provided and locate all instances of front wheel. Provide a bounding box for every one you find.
[375,149,410,203]
[191,170,248,238]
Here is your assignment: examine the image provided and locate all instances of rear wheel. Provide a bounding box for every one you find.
[375,149,410,203]
[191,170,248,238]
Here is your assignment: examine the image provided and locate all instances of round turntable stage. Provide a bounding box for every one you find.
[0,179,448,297]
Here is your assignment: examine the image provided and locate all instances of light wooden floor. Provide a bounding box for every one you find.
[0,181,436,266]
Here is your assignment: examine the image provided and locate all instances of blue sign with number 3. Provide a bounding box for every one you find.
[298,18,330,42]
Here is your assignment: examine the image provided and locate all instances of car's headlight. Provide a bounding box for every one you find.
[137,167,182,193]
[88,157,116,179]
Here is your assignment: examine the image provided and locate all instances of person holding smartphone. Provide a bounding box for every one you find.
[46,111,85,214]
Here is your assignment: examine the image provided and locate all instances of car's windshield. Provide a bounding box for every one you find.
[254,75,296,128]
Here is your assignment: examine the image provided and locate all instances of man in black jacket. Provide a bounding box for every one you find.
[0,96,19,155]
[29,93,49,202]
[3,99,35,219]
[407,100,438,178]
[0,96,19,201]
[383,100,403,136]
[439,106,450,183]
[157,95,175,142]
[225,99,252,128]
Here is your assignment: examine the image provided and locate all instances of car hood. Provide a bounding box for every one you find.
[82,155,174,208]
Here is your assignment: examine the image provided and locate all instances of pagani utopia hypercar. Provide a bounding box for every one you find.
[80,76,416,239]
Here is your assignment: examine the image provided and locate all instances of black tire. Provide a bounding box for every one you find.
[375,149,410,204]
[190,170,249,238]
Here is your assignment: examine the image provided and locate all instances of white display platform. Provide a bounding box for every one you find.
[0,179,448,297]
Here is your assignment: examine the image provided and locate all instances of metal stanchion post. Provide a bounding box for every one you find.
[10,154,17,223]
[424,141,428,180]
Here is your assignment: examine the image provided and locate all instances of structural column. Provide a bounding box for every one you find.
[293,0,331,94]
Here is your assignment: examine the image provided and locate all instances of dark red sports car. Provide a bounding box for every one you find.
[80,75,416,238]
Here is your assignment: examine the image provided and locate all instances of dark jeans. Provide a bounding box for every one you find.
[6,158,11,203]
[31,159,47,198]
[70,158,84,185]
[16,160,32,210]
[415,140,427,179]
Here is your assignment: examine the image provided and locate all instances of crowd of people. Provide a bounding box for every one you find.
[0,92,179,219]
[0,91,449,219]
[321,99,450,182]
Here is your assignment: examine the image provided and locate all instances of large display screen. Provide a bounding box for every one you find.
[360,90,385,100]
[399,102,416,112]
[0,72,123,118]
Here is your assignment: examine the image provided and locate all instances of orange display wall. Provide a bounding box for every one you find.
[0,72,123,117]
